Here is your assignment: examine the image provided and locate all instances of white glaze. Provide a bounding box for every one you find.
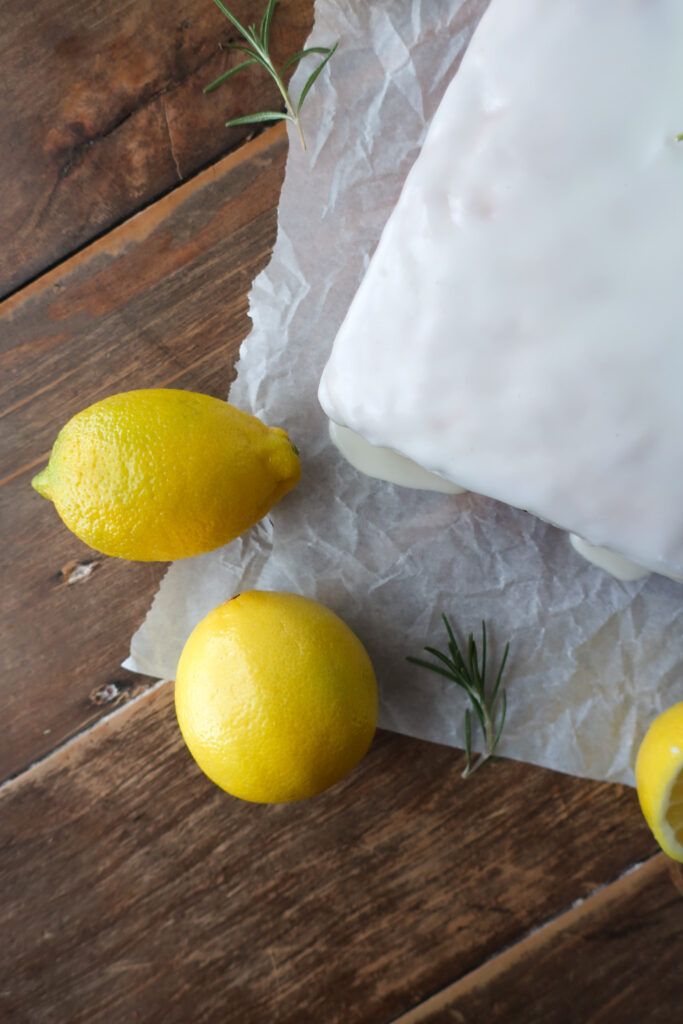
[568,535,651,582]
[329,422,466,494]
[329,425,674,583]
[319,0,683,580]
[569,535,683,583]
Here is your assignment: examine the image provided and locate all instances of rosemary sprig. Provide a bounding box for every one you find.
[204,0,338,151]
[407,616,510,779]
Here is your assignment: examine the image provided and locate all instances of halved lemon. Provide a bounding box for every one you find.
[635,702,683,863]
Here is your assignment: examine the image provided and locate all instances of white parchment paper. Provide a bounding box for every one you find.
[125,0,682,785]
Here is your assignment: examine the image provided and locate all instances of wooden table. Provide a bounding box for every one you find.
[2,2,681,1020]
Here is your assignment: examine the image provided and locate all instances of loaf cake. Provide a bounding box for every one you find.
[318,0,683,580]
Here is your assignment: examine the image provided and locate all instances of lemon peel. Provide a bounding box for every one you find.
[174,591,378,803]
[32,389,301,561]
[635,702,683,863]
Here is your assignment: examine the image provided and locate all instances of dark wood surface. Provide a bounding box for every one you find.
[0,0,312,299]
[2,127,288,781]
[2,1,681,1021]
[0,686,662,1024]
[396,855,683,1024]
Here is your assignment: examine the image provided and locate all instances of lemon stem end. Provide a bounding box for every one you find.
[31,466,52,499]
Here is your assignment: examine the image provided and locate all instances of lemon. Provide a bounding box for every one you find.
[31,389,300,561]
[635,702,683,863]
[175,591,378,803]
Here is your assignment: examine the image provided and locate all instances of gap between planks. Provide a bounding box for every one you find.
[1,675,667,1019]
[0,122,287,321]
[1,343,247,488]
[0,677,173,794]
[390,851,669,1024]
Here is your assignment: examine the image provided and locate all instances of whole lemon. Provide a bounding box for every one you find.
[175,591,378,803]
[31,389,301,561]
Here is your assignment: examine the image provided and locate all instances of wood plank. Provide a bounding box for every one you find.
[0,685,658,1024]
[1,127,288,782]
[0,0,313,298]
[396,854,683,1023]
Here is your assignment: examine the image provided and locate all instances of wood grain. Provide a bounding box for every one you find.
[0,684,658,1024]
[395,855,683,1023]
[1,127,288,782]
[2,2,670,1018]
[0,0,313,298]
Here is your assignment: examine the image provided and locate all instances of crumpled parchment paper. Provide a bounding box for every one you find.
[124,0,682,785]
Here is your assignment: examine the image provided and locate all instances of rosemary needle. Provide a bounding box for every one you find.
[408,616,510,779]
[205,0,338,151]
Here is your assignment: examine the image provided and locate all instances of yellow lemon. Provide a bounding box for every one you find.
[635,701,683,863]
[175,591,378,803]
[32,389,300,561]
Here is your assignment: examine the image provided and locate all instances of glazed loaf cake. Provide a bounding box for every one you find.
[318,0,683,579]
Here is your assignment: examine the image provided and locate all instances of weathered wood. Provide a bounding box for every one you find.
[0,684,658,1024]
[395,854,683,1023]
[1,127,288,781]
[0,0,313,298]
[2,4,670,1014]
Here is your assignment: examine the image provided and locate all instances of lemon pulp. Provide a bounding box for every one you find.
[635,702,683,863]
